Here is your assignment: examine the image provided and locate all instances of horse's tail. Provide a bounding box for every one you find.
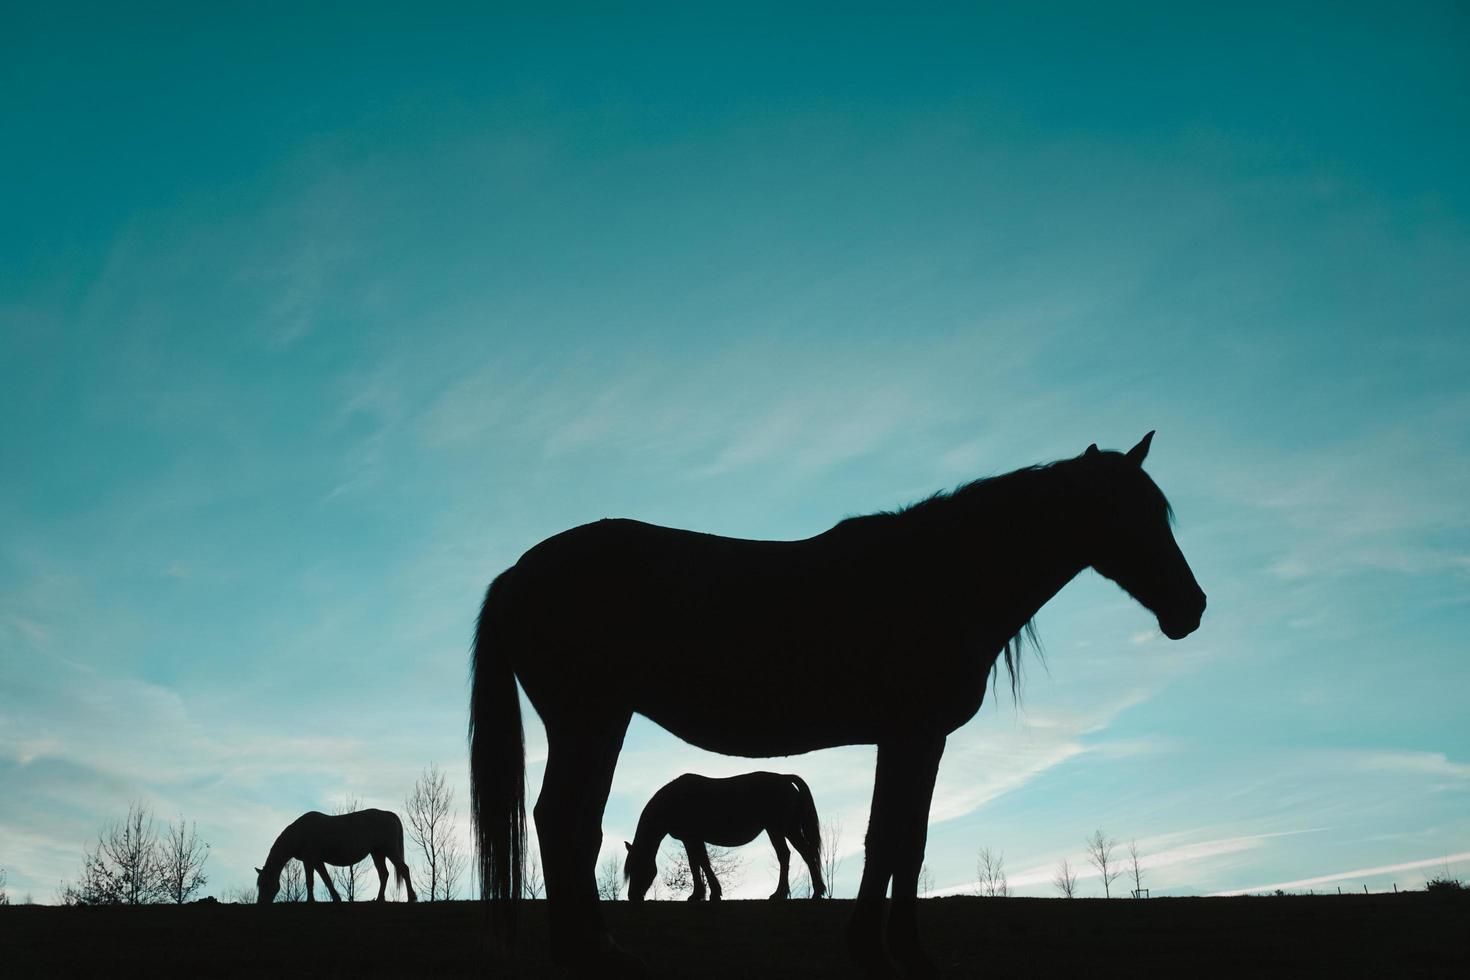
[390,814,417,902]
[788,773,826,897]
[469,569,525,938]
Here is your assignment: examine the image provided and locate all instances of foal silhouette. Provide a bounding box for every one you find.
[255,809,417,904]
[470,433,1205,976]
[623,771,826,902]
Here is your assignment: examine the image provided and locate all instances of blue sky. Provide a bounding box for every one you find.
[2,2,1468,902]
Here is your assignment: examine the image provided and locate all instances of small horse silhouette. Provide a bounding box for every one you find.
[470,433,1205,976]
[623,771,826,902]
[255,809,417,904]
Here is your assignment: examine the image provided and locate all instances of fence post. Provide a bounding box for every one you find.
[1363,884,1369,894]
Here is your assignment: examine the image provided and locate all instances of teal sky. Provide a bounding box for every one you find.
[3,2,1468,903]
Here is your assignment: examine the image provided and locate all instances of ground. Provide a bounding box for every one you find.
[7,894,1467,977]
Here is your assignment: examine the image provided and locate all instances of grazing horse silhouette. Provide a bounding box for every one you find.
[622,771,826,902]
[255,809,418,904]
[470,433,1205,976]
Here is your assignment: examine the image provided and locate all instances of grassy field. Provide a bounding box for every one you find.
[7,894,1467,978]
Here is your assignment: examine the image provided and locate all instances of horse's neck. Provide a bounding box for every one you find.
[934,471,1090,639]
[264,828,297,874]
[632,799,672,853]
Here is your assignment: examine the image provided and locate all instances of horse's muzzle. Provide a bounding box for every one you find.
[1159,591,1206,640]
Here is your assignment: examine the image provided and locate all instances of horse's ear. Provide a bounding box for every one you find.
[624,841,632,852]
[1125,431,1154,465]
[254,867,262,875]
[1084,443,1100,457]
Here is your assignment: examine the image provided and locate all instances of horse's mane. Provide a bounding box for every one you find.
[856,454,1175,700]
[833,461,1082,702]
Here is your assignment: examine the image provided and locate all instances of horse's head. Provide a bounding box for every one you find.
[1079,432,1206,640]
[255,865,279,905]
[623,840,656,902]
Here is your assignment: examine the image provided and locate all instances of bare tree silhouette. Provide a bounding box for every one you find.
[0,867,8,905]
[63,802,166,905]
[1086,830,1122,898]
[223,884,256,904]
[595,851,622,901]
[159,817,209,904]
[918,863,934,898]
[523,851,544,899]
[331,797,365,901]
[1053,858,1079,898]
[1128,838,1146,898]
[659,843,743,898]
[819,816,843,898]
[279,859,306,902]
[977,847,1009,897]
[406,763,467,901]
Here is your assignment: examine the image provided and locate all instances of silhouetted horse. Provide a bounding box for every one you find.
[623,771,826,902]
[470,433,1205,976]
[256,809,417,904]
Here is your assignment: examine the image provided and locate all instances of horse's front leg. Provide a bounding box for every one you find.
[848,734,945,979]
[699,844,722,901]
[304,861,316,903]
[316,862,342,902]
[684,841,707,901]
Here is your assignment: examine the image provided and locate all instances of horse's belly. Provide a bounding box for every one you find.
[673,825,765,850]
[320,846,369,867]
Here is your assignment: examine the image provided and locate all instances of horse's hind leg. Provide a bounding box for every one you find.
[535,714,640,974]
[372,852,390,901]
[790,829,825,899]
[766,829,791,899]
[391,855,417,903]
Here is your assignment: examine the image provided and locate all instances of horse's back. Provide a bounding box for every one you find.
[501,516,946,753]
[289,808,403,866]
[660,771,808,846]
[510,521,879,679]
[517,518,816,583]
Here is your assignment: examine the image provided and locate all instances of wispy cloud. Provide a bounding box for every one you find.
[1210,851,1470,896]
[1345,750,1470,783]
[932,828,1324,896]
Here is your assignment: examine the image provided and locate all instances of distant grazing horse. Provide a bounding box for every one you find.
[256,809,417,904]
[470,433,1205,976]
[623,771,826,902]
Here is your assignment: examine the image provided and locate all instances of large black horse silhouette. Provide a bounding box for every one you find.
[255,809,417,904]
[622,771,826,902]
[470,433,1205,975]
